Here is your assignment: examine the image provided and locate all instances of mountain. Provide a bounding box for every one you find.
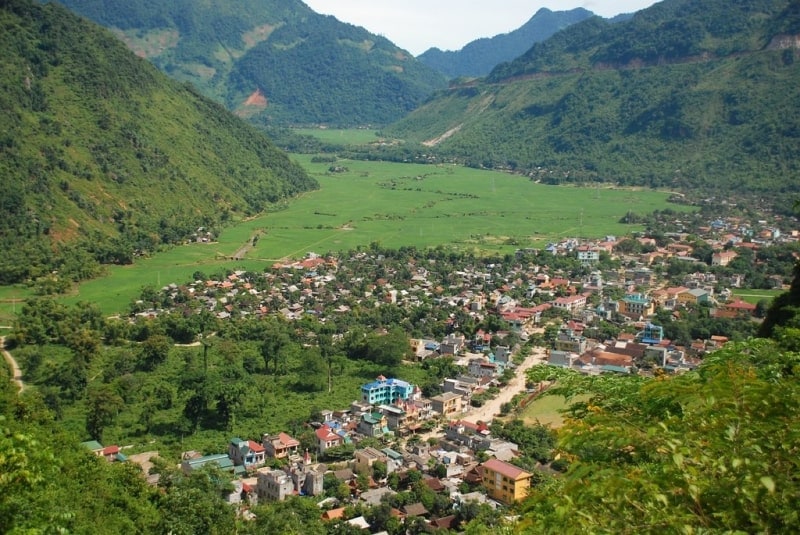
[47,0,448,127]
[385,0,800,205]
[417,7,596,79]
[0,0,318,284]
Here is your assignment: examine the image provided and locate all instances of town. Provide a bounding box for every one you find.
[66,208,799,532]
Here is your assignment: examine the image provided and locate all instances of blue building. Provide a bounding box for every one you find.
[361,376,415,405]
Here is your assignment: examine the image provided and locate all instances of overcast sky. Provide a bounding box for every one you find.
[302,1,659,55]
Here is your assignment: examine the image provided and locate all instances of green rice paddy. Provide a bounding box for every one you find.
[6,155,693,317]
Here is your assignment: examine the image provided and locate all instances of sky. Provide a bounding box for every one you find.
[302,1,659,55]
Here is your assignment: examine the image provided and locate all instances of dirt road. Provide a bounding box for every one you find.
[414,346,548,443]
[465,346,547,424]
[0,336,25,393]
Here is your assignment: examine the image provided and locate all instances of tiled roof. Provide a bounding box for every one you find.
[483,458,532,480]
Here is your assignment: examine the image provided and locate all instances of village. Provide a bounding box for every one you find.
[69,209,800,532]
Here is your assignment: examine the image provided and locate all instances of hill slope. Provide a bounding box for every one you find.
[417,7,595,79]
[386,0,800,205]
[48,0,447,127]
[0,0,318,284]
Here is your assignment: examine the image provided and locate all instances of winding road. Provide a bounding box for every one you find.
[0,336,24,393]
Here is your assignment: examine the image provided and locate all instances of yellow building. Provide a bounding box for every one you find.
[482,458,533,504]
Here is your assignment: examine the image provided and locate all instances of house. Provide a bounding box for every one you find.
[354,447,388,474]
[101,445,125,462]
[684,288,711,305]
[315,424,344,456]
[468,358,498,379]
[181,453,234,475]
[263,432,300,459]
[446,420,489,450]
[712,250,738,266]
[361,376,416,405]
[431,392,462,417]
[257,469,295,502]
[552,294,587,313]
[357,412,389,437]
[440,334,466,355]
[228,438,266,468]
[577,249,600,265]
[256,456,324,502]
[493,346,511,364]
[481,458,533,504]
[618,293,654,319]
[80,440,104,456]
[554,328,587,353]
[713,298,757,318]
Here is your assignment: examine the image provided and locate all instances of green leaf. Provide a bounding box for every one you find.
[760,476,775,493]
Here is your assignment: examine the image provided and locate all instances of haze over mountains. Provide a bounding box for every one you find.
[417,7,597,79]
[5,0,800,283]
[387,0,800,205]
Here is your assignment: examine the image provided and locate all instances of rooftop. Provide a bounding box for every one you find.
[482,458,532,480]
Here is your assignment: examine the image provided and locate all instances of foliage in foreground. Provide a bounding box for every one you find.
[520,337,800,533]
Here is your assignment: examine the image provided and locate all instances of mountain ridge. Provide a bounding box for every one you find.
[417,7,596,79]
[0,0,318,284]
[384,0,800,207]
[47,0,448,126]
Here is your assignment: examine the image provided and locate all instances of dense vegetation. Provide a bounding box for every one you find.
[50,0,447,126]
[386,0,800,210]
[417,8,594,79]
[0,0,317,284]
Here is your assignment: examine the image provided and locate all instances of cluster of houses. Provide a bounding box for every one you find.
[546,323,698,375]
[93,378,540,532]
[179,412,538,528]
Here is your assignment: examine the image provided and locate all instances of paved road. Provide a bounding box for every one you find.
[0,336,25,393]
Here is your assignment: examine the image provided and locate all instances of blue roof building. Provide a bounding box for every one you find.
[361,376,415,405]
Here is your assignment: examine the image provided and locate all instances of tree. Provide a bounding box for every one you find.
[139,334,172,371]
[85,385,124,441]
[157,465,236,535]
[295,348,327,392]
[520,338,800,533]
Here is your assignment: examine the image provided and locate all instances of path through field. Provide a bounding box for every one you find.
[0,336,25,393]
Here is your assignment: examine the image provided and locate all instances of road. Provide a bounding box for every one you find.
[415,346,548,442]
[465,346,548,424]
[0,336,25,394]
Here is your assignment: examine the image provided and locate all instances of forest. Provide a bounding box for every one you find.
[0,0,317,284]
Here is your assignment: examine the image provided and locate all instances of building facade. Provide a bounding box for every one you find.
[361,376,416,405]
[482,458,533,504]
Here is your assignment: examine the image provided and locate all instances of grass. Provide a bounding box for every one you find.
[518,392,589,428]
[293,127,383,145]
[0,286,34,325]
[52,157,689,316]
[731,288,782,304]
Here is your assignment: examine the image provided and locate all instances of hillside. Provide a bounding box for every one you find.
[386,0,800,207]
[417,7,595,79]
[0,0,318,284]
[48,0,447,127]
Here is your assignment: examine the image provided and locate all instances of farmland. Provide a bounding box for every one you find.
[8,155,689,318]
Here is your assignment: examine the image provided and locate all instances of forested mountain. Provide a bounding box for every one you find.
[47,0,447,126]
[386,0,800,207]
[0,0,317,284]
[417,8,595,79]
